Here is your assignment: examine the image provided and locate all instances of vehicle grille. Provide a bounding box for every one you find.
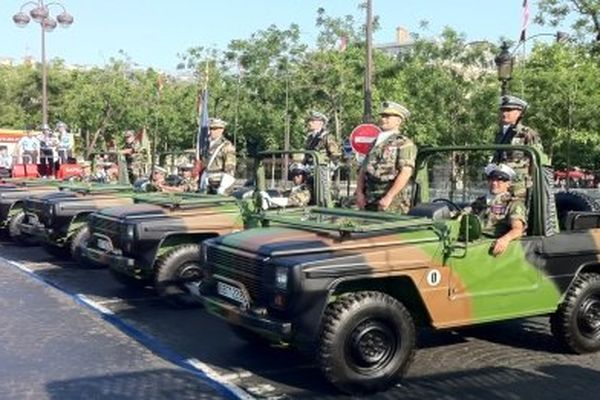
[207,246,264,303]
[89,214,121,245]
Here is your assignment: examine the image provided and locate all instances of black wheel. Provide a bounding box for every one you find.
[551,273,600,354]
[154,244,204,308]
[319,291,416,394]
[8,210,37,246]
[41,242,70,259]
[70,225,102,267]
[555,191,600,230]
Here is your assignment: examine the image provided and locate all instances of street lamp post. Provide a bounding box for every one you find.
[494,41,514,96]
[13,1,74,127]
[494,32,568,97]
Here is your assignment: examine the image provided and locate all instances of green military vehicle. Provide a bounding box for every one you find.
[198,145,600,394]
[81,150,335,307]
[19,182,139,258]
[16,152,139,257]
[0,180,64,243]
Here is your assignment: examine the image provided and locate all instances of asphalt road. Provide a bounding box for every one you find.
[2,240,600,400]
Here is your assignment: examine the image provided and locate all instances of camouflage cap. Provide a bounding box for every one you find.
[209,118,227,128]
[379,101,411,119]
[484,163,516,181]
[307,111,328,124]
[499,95,528,111]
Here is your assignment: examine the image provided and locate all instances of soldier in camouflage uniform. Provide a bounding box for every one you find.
[470,163,527,256]
[121,130,143,184]
[356,101,417,213]
[200,118,236,195]
[160,163,198,193]
[260,163,311,209]
[303,111,341,167]
[179,163,198,192]
[493,95,549,198]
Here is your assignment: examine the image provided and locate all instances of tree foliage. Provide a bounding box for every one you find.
[1,8,600,171]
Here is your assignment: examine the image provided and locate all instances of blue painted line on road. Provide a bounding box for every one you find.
[1,256,253,400]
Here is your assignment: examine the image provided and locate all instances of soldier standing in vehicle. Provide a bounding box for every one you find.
[199,118,236,195]
[493,95,548,198]
[304,111,341,167]
[355,101,416,213]
[121,130,142,183]
[470,163,527,256]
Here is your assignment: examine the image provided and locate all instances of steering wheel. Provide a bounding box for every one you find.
[432,198,463,213]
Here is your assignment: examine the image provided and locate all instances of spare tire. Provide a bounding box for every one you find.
[555,191,600,230]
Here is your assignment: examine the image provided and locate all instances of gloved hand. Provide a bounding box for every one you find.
[258,191,289,209]
[217,173,235,195]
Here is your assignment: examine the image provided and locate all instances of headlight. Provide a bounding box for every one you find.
[274,266,288,290]
[46,204,55,225]
[120,224,136,253]
[201,242,208,265]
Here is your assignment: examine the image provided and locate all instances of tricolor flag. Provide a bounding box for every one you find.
[519,0,530,42]
[196,89,210,160]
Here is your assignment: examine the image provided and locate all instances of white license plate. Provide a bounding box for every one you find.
[217,281,247,305]
[96,238,112,251]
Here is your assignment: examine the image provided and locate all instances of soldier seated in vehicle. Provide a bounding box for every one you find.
[138,166,169,192]
[158,163,198,193]
[469,163,527,256]
[260,163,312,209]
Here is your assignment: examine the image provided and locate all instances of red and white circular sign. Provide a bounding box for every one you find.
[349,124,381,155]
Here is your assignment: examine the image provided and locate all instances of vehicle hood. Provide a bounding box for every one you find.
[214,226,440,258]
[98,203,168,220]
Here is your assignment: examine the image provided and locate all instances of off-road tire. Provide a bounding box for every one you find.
[41,242,70,259]
[551,272,600,354]
[70,225,100,267]
[8,211,37,246]
[555,191,600,230]
[319,291,416,394]
[154,244,204,308]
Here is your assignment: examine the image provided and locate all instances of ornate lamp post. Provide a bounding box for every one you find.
[494,41,514,96]
[13,1,74,127]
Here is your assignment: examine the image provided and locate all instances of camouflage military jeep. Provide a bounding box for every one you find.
[0,180,63,244]
[81,150,335,307]
[199,144,600,394]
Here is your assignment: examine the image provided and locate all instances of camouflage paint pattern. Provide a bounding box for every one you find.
[362,133,417,213]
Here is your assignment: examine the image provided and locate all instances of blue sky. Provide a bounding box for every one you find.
[1,1,560,72]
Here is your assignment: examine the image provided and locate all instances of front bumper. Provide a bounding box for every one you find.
[201,292,292,341]
[82,246,136,272]
[19,216,49,241]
